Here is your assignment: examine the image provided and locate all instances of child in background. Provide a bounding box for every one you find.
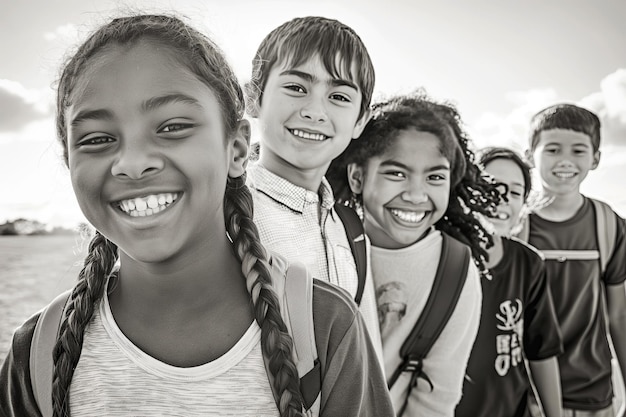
[244,16,383,358]
[455,147,563,417]
[0,14,393,417]
[521,103,626,417]
[328,91,500,416]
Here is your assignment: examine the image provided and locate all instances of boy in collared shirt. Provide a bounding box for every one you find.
[245,16,382,360]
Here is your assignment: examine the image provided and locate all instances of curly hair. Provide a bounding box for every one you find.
[327,90,500,273]
[478,147,532,201]
[52,14,303,417]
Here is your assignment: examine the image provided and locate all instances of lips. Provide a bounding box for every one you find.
[389,208,427,224]
[116,192,179,217]
[288,128,329,141]
[554,171,577,179]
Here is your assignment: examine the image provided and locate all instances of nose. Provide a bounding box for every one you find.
[111,138,164,180]
[299,94,328,123]
[401,180,428,204]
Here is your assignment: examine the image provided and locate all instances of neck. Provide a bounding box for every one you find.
[112,234,247,316]
[484,234,503,269]
[537,191,584,221]
[259,149,327,192]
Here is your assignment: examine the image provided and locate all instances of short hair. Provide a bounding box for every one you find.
[478,147,532,201]
[528,103,601,152]
[246,16,374,120]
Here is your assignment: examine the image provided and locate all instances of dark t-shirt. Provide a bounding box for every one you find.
[456,237,563,417]
[528,197,626,410]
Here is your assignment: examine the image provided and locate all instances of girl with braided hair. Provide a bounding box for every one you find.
[0,14,392,417]
[327,90,501,416]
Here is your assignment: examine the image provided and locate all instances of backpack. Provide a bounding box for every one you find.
[516,198,618,274]
[333,202,367,305]
[29,255,321,417]
[386,233,471,416]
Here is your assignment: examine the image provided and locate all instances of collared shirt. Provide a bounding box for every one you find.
[246,163,383,365]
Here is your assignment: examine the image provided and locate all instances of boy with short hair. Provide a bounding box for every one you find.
[523,103,626,416]
[244,16,382,359]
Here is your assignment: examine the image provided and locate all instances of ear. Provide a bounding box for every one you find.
[351,108,371,139]
[228,119,251,177]
[524,148,535,168]
[347,163,365,194]
[591,150,601,170]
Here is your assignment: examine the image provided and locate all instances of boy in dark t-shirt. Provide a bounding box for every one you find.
[456,147,563,417]
[523,104,626,416]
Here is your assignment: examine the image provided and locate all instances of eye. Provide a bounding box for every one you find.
[383,170,406,180]
[159,123,192,133]
[428,173,448,182]
[330,93,351,103]
[76,135,115,149]
[284,84,306,94]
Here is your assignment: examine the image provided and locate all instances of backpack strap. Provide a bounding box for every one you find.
[387,233,471,416]
[591,198,617,274]
[267,255,321,416]
[30,289,71,417]
[333,202,366,305]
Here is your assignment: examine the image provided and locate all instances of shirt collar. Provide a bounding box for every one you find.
[249,163,336,213]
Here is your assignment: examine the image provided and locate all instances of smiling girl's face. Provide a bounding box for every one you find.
[483,158,527,236]
[66,40,246,264]
[349,128,451,249]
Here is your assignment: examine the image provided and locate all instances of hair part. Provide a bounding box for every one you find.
[245,16,374,120]
[327,90,501,273]
[528,103,601,152]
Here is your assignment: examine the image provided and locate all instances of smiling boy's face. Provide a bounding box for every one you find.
[529,128,600,198]
[256,54,368,190]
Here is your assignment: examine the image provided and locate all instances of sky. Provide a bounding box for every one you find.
[1,0,625,227]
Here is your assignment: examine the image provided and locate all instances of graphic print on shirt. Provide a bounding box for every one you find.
[495,298,524,376]
[376,281,408,332]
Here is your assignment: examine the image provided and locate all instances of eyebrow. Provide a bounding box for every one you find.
[380,160,450,172]
[279,69,359,91]
[70,93,203,127]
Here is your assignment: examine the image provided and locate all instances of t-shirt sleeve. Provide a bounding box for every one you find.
[0,314,42,417]
[312,281,394,417]
[521,246,564,361]
[603,210,626,286]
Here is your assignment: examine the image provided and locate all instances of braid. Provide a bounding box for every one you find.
[51,232,118,416]
[224,174,304,417]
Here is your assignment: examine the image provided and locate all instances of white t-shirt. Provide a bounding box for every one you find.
[371,229,482,417]
[69,293,278,416]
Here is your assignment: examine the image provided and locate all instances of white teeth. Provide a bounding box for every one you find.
[291,129,328,141]
[496,212,509,220]
[390,208,426,223]
[555,172,576,179]
[117,193,179,217]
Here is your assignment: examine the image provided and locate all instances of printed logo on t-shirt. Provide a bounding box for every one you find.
[376,281,408,333]
[495,298,524,376]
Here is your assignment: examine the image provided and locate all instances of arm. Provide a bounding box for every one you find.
[528,357,562,417]
[606,283,626,397]
[359,236,384,370]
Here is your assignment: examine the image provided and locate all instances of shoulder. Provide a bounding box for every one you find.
[312,279,359,324]
[507,236,545,261]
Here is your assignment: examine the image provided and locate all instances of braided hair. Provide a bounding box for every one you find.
[327,90,500,273]
[53,14,303,416]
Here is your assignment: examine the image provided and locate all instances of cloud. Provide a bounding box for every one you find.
[579,69,626,149]
[469,68,626,217]
[44,23,79,43]
[0,80,53,133]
